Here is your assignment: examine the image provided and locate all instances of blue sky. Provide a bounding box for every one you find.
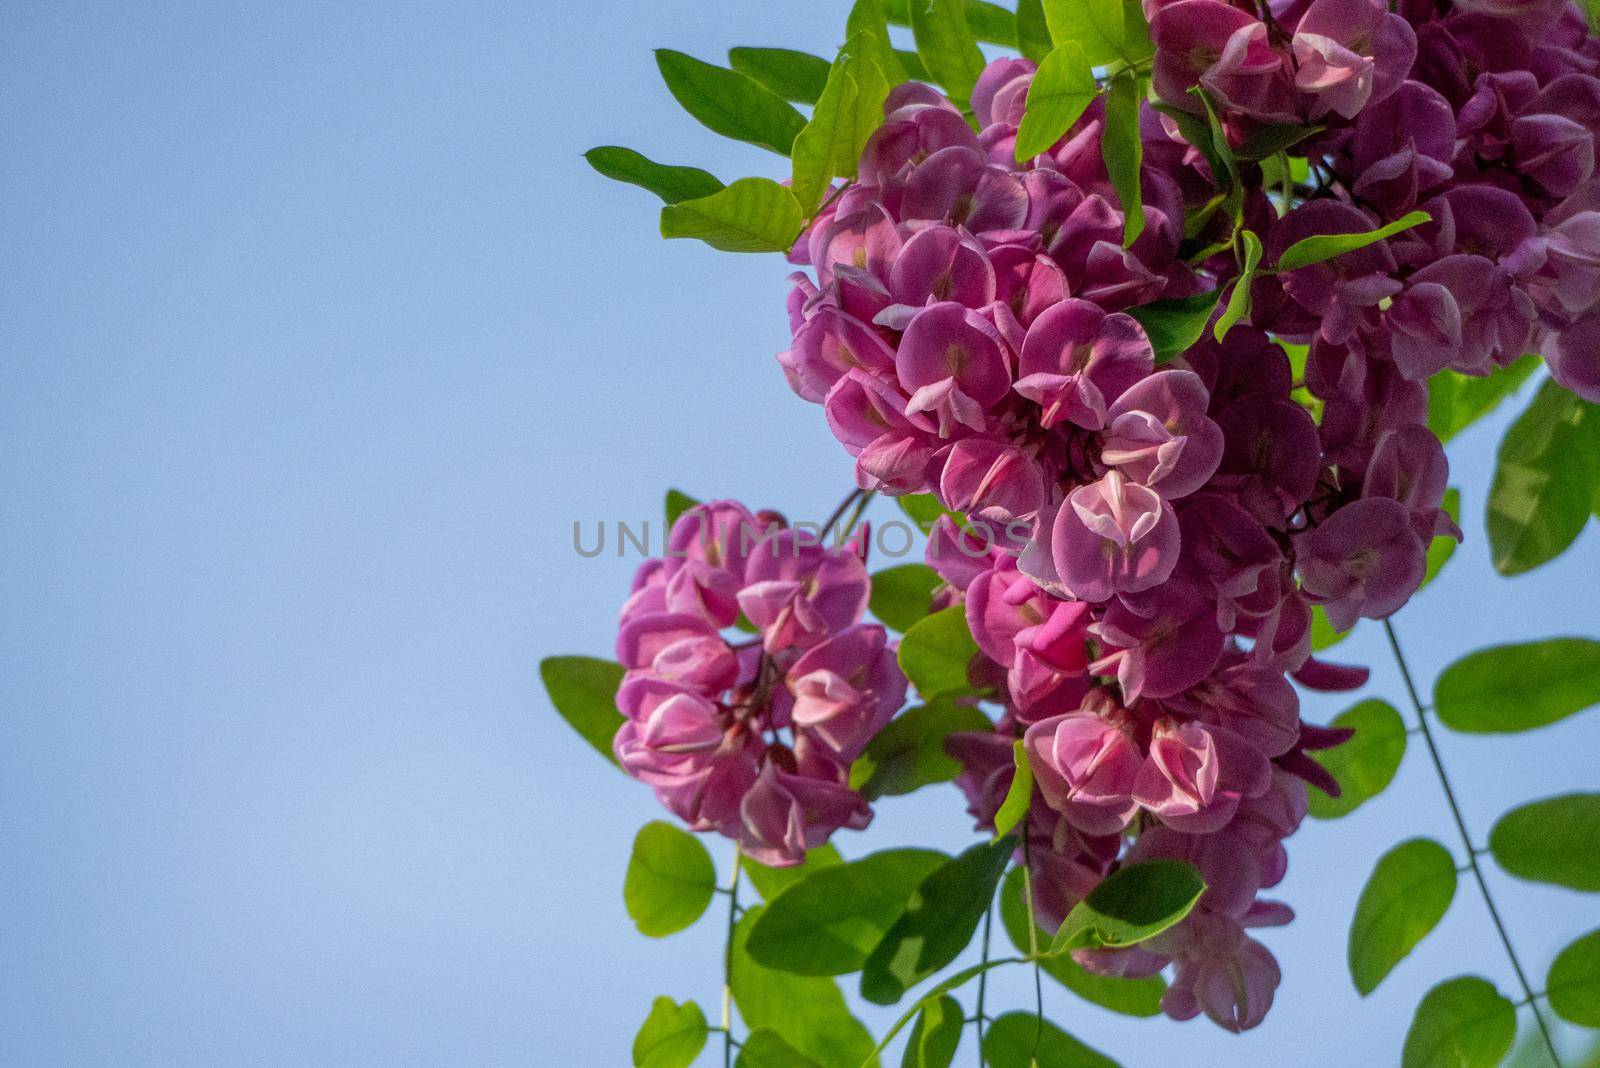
[2,2,1598,1064]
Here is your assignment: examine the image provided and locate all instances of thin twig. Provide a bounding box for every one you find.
[1382,619,1563,1068]
[819,488,866,542]
[974,906,993,1065]
[1020,833,1043,1062]
[722,848,743,1068]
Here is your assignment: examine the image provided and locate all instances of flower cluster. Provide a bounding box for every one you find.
[613,501,907,866]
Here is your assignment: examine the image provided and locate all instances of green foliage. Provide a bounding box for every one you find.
[1213,230,1263,341]
[1014,43,1098,162]
[633,997,707,1068]
[1487,380,1600,576]
[1489,793,1600,891]
[1307,699,1408,820]
[791,34,892,211]
[1421,487,1460,589]
[861,836,1015,1004]
[1102,74,1145,246]
[1015,0,1054,61]
[898,605,981,700]
[1041,0,1153,66]
[1127,289,1223,364]
[660,178,804,253]
[654,50,807,155]
[728,47,831,104]
[992,740,1034,838]
[1434,637,1600,733]
[744,842,843,901]
[1401,977,1516,1068]
[897,492,964,532]
[850,699,992,799]
[584,147,724,204]
[869,563,943,633]
[999,868,1165,1016]
[1274,210,1430,272]
[1549,928,1600,1027]
[901,995,963,1068]
[1310,605,1353,651]
[884,0,1019,46]
[539,655,625,766]
[1348,839,1457,995]
[867,956,1028,1062]
[1235,122,1321,161]
[848,0,909,84]
[982,1013,1121,1068]
[737,1028,822,1067]
[624,822,718,937]
[1052,860,1205,951]
[1427,355,1539,444]
[908,0,987,107]
[731,907,879,1067]
[664,487,699,527]
[745,848,949,975]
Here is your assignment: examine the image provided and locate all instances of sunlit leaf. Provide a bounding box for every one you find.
[983,1013,1121,1068]
[584,147,725,204]
[1041,0,1152,66]
[731,907,878,1067]
[908,0,987,107]
[1348,838,1457,995]
[866,956,1026,1063]
[655,50,807,155]
[884,0,1019,46]
[624,821,718,937]
[869,563,943,633]
[898,605,981,699]
[1434,637,1600,733]
[633,997,707,1068]
[664,488,699,527]
[1275,210,1430,272]
[1016,0,1055,61]
[736,1028,822,1067]
[744,843,843,901]
[1487,380,1600,576]
[992,740,1034,838]
[791,34,892,211]
[1052,860,1205,952]
[861,836,1015,1004]
[746,848,949,975]
[1402,977,1516,1068]
[1307,699,1407,820]
[1420,487,1460,589]
[1489,793,1600,891]
[1427,355,1540,444]
[849,0,909,84]
[1549,928,1600,1027]
[901,995,963,1068]
[660,178,804,254]
[1103,74,1145,246]
[1310,605,1353,651]
[728,47,831,104]
[851,700,993,799]
[1213,229,1263,341]
[539,655,625,766]
[1014,43,1098,162]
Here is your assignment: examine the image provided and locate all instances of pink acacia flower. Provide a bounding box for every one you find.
[1295,497,1426,631]
[1025,708,1144,834]
[1100,370,1225,499]
[1014,299,1155,430]
[896,302,1013,435]
[1133,719,1273,833]
[787,624,907,762]
[1051,470,1181,602]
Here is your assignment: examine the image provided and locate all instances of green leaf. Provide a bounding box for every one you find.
[901,995,963,1068]
[1310,605,1353,652]
[1015,43,1098,163]
[1434,637,1600,734]
[746,848,949,975]
[737,1028,823,1068]
[1402,977,1517,1068]
[654,50,807,156]
[1549,928,1600,1027]
[633,997,708,1068]
[792,34,892,211]
[908,0,987,108]
[865,956,1027,1064]
[1307,699,1407,820]
[1234,122,1322,161]
[1052,859,1205,951]
[869,564,943,633]
[539,656,625,766]
[744,842,843,901]
[728,47,832,104]
[1420,487,1460,589]
[982,1013,1121,1068]
[624,821,718,937]
[1102,74,1145,247]
[1213,229,1263,341]
[1042,0,1152,66]
[1016,0,1055,61]
[1126,288,1222,363]
[731,907,879,1067]
[1487,380,1600,576]
[1348,839,1458,995]
[660,178,804,254]
[885,0,1019,46]
[896,48,934,82]
[1275,210,1431,272]
[848,0,910,85]
[861,836,1015,1004]
[1489,792,1600,891]
[898,605,981,700]
[898,492,963,532]
[998,868,1165,1016]
[993,740,1034,838]
[850,699,992,799]
[1427,354,1540,444]
[584,147,724,205]
[664,488,699,527]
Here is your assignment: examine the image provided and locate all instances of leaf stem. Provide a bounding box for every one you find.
[974,905,993,1065]
[722,848,743,1068]
[1382,619,1563,1068]
[820,488,866,542]
[1020,834,1043,1063]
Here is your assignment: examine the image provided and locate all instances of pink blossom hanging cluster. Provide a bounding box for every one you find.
[612,501,906,866]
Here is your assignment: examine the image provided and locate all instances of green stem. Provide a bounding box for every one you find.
[819,488,865,542]
[1020,834,1043,1062]
[722,849,743,1068]
[1382,619,1563,1068]
[974,905,993,1065]
[839,489,878,545]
